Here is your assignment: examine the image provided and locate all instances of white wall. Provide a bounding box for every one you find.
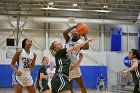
[0,24,139,51]
[106,52,128,89]
[105,25,139,33]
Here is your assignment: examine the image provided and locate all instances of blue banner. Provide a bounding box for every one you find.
[138,29,140,50]
[123,56,131,67]
[111,27,122,51]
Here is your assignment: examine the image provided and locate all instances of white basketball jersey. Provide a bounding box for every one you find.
[65,37,81,57]
[47,68,56,88]
[65,38,82,78]
[18,49,34,77]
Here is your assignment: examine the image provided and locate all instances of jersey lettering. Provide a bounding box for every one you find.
[22,57,32,68]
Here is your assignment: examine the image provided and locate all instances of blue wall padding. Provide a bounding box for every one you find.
[0,65,13,88]
[111,27,122,51]
[0,65,107,89]
[138,29,140,50]
[72,66,107,88]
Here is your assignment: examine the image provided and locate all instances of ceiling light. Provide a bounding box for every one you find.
[41,7,111,12]
[65,8,80,11]
[48,2,54,6]
[94,10,111,13]
[48,2,54,8]
[73,3,78,7]
[103,5,108,9]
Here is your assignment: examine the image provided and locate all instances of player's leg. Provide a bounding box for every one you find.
[74,76,87,93]
[60,90,71,93]
[13,84,23,93]
[42,89,51,93]
[24,76,36,93]
[12,73,23,93]
[26,85,36,93]
[68,79,73,93]
[41,86,50,93]
[133,79,140,93]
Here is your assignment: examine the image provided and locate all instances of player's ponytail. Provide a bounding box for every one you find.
[49,41,57,57]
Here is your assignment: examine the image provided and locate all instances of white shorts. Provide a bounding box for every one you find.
[12,73,33,87]
[48,81,51,89]
[69,67,81,79]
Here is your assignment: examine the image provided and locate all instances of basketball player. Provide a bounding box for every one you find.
[36,56,51,93]
[47,61,56,89]
[63,24,89,93]
[121,49,140,93]
[49,38,92,93]
[11,38,37,93]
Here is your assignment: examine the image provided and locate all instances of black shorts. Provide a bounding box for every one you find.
[51,74,70,93]
[37,84,50,93]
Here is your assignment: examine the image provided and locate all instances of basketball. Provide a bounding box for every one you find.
[76,23,88,36]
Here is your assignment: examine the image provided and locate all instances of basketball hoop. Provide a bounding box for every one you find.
[68,17,76,27]
[6,46,22,58]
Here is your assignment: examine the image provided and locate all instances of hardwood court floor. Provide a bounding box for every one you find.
[0,88,132,93]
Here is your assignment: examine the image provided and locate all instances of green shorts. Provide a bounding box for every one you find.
[51,74,70,93]
[37,81,50,93]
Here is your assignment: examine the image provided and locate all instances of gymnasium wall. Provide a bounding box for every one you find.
[0,24,139,51]
[106,52,128,89]
[0,48,127,89]
[0,23,139,89]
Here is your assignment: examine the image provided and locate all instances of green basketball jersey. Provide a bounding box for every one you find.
[37,65,48,86]
[55,48,71,76]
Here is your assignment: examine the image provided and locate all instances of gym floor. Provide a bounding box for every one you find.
[0,88,132,93]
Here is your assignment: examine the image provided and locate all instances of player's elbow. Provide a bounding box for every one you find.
[84,47,89,50]
[133,65,138,69]
[63,30,68,35]
[82,45,89,50]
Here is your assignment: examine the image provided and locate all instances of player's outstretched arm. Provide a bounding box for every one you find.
[67,38,92,54]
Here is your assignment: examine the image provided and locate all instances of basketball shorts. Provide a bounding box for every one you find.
[12,73,33,87]
[37,84,50,93]
[37,79,50,93]
[51,74,70,93]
